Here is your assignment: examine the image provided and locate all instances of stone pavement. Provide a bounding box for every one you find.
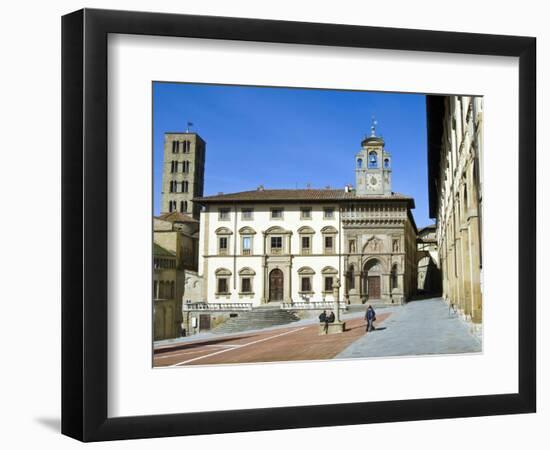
[336,297,481,359]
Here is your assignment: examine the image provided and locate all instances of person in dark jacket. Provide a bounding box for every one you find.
[319,310,329,333]
[365,305,376,332]
[328,311,335,323]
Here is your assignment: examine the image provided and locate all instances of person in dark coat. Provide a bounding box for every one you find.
[319,310,329,333]
[365,305,376,332]
[328,311,335,323]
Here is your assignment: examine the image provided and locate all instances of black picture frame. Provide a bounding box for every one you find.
[61,8,536,442]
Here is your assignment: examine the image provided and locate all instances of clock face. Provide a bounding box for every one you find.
[367,174,381,191]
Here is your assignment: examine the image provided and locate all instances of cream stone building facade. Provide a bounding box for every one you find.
[196,131,418,307]
[427,95,483,327]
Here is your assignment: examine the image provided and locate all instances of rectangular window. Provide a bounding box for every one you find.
[218,208,230,220]
[323,207,335,219]
[324,276,334,292]
[241,278,252,293]
[242,236,251,255]
[325,236,333,253]
[301,236,311,254]
[271,208,283,219]
[270,236,282,253]
[219,237,228,255]
[242,208,254,220]
[300,207,312,219]
[217,278,228,294]
[301,277,311,292]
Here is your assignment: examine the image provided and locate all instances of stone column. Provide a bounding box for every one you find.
[321,278,345,334]
[468,215,483,323]
[460,223,472,317]
[333,278,341,323]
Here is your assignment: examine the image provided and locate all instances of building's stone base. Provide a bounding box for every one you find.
[319,321,346,335]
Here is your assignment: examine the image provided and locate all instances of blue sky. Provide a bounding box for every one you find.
[153,82,433,228]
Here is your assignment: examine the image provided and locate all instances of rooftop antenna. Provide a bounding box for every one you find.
[186,121,194,133]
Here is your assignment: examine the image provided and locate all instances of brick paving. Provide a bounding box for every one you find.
[154,313,390,367]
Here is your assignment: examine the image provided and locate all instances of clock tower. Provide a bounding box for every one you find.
[355,119,392,196]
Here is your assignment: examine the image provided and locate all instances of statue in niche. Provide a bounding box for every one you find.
[393,239,399,252]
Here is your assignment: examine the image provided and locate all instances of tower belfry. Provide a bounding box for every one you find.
[355,118,392,196]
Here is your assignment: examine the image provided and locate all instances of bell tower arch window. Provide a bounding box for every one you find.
[368,151,378,168]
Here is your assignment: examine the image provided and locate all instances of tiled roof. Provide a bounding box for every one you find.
[157,211,199,223]
[194,189,413,204]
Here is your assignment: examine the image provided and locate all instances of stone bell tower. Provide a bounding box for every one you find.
[355,118,392,196]
[161,125,206,219]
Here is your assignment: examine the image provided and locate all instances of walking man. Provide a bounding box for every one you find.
[319,310,329,333]
[365,305,376,332]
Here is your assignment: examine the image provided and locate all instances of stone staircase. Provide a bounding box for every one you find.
[211,307,301,334]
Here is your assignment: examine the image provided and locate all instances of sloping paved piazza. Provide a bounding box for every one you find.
[154,313,391,367]
[154,297,480,368]
[337,297,481,359]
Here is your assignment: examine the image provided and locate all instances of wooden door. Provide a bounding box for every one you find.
[199,314,211,330]
[367,276,381,299]
[269,269,284,301]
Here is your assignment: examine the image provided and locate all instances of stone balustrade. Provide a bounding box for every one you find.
[281,301,348,310]
[182,302,253,311]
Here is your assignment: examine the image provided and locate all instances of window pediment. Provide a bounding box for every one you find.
[297,266,315,275]
[239,226,256,235]
[238,267,256,276]
[265,226,291,235]
[215,227,233,235]
[297,226,315,234]
[321,266,338,275]
[321,225,338,234]
[215,268,232,276]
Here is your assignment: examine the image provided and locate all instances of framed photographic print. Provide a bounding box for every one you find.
[61,8,536,442]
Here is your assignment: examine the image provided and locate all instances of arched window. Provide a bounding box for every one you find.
[384,158,390,168]
[368,151,378,168]
[357,158,363,169]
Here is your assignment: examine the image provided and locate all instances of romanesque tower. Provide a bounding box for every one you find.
[161,129,206,219]
[355,119,392,196]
